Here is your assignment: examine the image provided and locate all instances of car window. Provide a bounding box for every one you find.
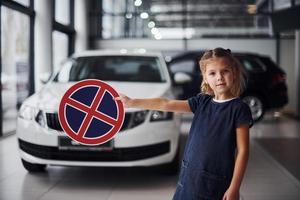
[239,57,266,73]
[54,56,166,83]
[259,56,280,69]
[169,60,195,74]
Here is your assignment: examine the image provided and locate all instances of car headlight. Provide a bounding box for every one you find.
[128,110,149,129]
[150,111,173,122]
[18,105,36,120]
[35,110,46,127]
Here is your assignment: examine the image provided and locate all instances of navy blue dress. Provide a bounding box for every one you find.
[172,94,253,200]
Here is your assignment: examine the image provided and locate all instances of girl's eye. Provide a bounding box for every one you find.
[209,72,215,75]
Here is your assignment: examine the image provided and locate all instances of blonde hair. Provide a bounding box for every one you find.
[199,47,245,97]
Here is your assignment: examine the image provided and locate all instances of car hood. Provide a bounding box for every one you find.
[24,81,172,112]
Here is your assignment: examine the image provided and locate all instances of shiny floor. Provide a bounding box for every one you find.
[1,113,300,200]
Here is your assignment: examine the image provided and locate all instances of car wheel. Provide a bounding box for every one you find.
[242,95,265,122]
[21,159,46,172]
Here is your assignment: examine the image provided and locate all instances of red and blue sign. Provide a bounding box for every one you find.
[58,79,124,145]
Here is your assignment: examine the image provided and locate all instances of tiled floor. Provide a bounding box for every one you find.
[1,113,300,200]
[255,138,300,181]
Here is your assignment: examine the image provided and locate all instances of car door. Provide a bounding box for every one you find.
[168,58,201,99]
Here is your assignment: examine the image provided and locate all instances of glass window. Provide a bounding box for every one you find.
[103,15,126,38]
[273,0,291,11]
[55,0,70,25]
[103,0,127,13]
[239,58,266,73]
[102,0,114,12]
[102,15,114,39]
[101,1,270,39]
[101,0,156,39]
[52,31,69,73]
[54,56,166,83]
[13,0,30,7]
[259,57,279,70]
[169,60,195,74]
[1,7,30,135]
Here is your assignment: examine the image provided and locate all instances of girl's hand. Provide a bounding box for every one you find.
[222,188,239,200]
[115,94,132,108]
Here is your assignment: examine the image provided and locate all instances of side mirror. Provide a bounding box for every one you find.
[174,72,192,84]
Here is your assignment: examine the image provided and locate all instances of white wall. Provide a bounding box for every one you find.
[95,38,277,61]
[279,39,296,113]
[295,31,300,117]
[95,39,185,51]
[187,39,277,61]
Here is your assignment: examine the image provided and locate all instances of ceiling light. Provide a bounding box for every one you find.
[148,21,155,28]
[154,34,162,40]
[125,13,133,19]
[134,0,142,7]
[140,12,149,19]
[151,27,159,35]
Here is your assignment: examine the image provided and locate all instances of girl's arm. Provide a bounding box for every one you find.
[223,124,250,200]
[116,94,191,113]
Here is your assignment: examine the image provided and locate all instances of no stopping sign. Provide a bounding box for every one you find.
[58,79,124,145]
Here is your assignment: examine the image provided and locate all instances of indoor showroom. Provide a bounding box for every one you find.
[1,0,300,200]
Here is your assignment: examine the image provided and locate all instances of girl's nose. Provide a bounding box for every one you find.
[217,73,223,80]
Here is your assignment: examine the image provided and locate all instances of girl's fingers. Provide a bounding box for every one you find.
[118,93,126,98]
[115,93,126,100]
[114,97,121,101]
[114,94,131,108]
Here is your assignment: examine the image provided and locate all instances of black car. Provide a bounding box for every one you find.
[166,51,288,122]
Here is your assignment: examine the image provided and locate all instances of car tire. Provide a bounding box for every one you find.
[21,159,46,172]
[159,147,180,175]
[242,95,265,122]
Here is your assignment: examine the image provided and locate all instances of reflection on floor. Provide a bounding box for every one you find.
[0,112,300,200]
[256,138,300,182]
[2,107,17,135]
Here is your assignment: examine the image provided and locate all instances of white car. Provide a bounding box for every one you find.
[17,50,183,173]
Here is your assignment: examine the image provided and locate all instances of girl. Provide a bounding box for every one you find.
[116,47,253,200]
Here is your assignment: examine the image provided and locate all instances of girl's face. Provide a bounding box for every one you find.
[204,58,234,99]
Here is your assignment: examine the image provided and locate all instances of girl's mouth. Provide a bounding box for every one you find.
[216,83,226,86]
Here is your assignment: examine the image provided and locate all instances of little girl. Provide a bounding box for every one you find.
[117,47,253,200]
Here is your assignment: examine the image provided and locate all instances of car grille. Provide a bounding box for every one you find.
[18,139,170,161]
[46,113,63,131]
[46,112,132,132]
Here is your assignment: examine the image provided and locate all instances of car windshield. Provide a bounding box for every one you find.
[237,56,266,73]
[53,56,166,83]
